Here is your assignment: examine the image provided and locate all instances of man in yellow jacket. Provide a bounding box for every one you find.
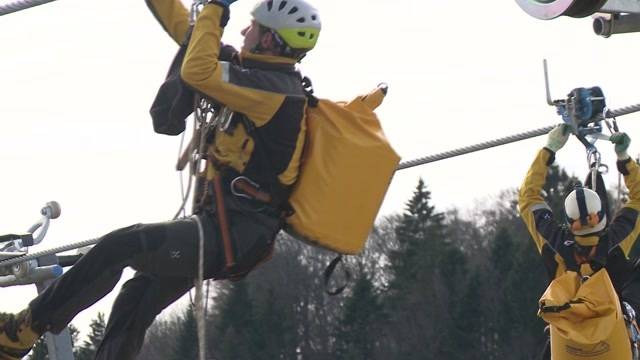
[519,124,640,358]
[0,0,320,359]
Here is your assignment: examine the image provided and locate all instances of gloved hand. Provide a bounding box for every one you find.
[545,124,571,153]
[610,132,631,160]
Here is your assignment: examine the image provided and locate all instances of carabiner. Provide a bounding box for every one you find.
[230,176,260,200]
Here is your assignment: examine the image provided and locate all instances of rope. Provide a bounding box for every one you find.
[0,0,58,16]
[191,215,206,360]
[397,125,555,170]
[0,237,99,268]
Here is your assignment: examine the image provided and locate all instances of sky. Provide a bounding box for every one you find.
[2,0,640,341]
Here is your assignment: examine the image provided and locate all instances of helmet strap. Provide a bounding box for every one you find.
[575,187,589,226]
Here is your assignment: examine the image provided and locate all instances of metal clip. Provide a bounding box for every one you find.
[216,107,235,132]
[230,176,260,200]
[587,147,601,192]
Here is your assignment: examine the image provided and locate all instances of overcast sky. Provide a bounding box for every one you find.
[2,0,640,339]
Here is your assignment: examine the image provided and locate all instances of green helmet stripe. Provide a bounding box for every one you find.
[277,27,320,49]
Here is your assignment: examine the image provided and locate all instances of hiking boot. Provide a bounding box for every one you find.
[0,309,41,359]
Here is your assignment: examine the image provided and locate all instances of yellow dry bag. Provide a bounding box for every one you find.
[285,86,400,254]
[539,270,632,359]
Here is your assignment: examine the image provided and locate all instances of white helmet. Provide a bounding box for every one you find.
[251,0,321,50]
[564,187,607,236]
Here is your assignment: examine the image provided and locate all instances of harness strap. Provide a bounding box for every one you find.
[212,174,235,269]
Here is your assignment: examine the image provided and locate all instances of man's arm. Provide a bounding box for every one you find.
[180,3,295,126]
[518,148,567,253]
[607,133,640,255]
[145,0,191,45]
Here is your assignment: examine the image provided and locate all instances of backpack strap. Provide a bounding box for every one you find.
[301,76,319,107]
[323,255,352,296]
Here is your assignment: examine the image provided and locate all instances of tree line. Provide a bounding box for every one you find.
[32,162,631,359]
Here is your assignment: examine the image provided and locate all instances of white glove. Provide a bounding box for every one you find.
[546,124,571,152]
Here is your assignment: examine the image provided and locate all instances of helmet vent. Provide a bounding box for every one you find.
[311,14,317,21]
[278,1,287,11]
[296,17,305,23]
[266,0,273,11]
[309,33,315,39]
[288,6,298,14]
[298,31,306,37]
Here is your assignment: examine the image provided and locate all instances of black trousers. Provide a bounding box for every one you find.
[28,200,280,360]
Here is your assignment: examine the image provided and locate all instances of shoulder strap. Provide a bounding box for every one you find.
[301,76,318,107]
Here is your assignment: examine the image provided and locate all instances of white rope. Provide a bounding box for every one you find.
[191,215,206,360]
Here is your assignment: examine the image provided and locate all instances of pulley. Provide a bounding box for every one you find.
[544,60,607,149]
[515,0,607,20]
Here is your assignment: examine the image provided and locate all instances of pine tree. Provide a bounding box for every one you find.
[76,313,106,360]
[252,287,297,359]
[334,275,383,360]
[215,281,257,360]
[384,178,466,359]
[171,305,198,360]
[390,178,445,287]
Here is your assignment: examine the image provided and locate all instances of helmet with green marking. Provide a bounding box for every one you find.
[251,0,321,50]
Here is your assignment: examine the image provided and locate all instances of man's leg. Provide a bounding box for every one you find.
[94,273,193,360]
[0,217,214,358]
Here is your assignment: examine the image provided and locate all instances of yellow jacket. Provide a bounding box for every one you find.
[146,0,307,191]
[519,148,640,359]
[519,148,640,280]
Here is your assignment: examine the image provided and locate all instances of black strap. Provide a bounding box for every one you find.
[575,187,589,226]
[301,76,318,107]
[589,233,610,272]
[539,302,572,313]
[557,239,580,272]
[324,255,351,296]
[0,233,33,246]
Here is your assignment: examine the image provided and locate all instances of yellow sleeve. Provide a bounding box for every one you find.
[146,0,191,45]
[518,148,556,253]
[611,159,640,255]
[180,4,285,126]
[622,160,640,212]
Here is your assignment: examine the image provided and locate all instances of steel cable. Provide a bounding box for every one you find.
[0,105,639,266]
[397,125,556,170]
[0,237,99,267]
[607,103,640,118]
[0,0,58,16]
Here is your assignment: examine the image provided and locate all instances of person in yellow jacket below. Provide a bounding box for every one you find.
[0,0,321,359]
[519,124,640,359]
